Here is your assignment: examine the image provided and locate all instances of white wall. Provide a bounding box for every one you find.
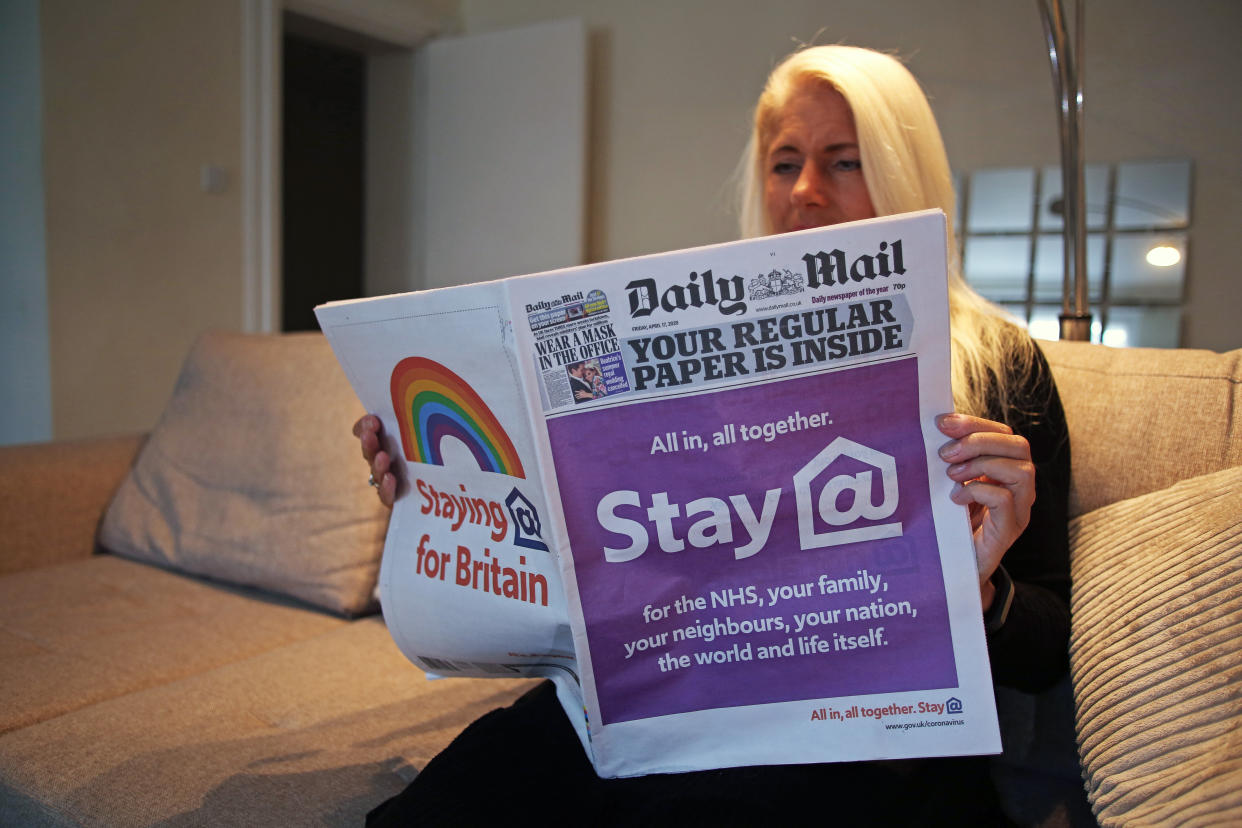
[40,0,246,441]
[460,0,1242,352]
[0,0,53,446]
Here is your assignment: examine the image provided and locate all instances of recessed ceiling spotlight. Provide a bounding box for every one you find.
[1145,245,1181,267]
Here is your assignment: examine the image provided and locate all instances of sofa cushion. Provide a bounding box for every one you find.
[1069,465,1242,826]
[1039,339,1242,518]
[98,331,389,616]
[0,555,344,735]
[0,616,534,827]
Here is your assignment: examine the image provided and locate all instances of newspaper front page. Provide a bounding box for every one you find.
[316,210,1002,777]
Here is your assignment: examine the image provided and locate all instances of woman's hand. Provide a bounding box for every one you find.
[353,414,398,508]
[935,413,1035,610]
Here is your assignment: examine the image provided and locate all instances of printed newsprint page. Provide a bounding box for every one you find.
[316,209,1002,777]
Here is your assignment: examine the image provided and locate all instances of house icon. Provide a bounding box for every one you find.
[505,487,548,552]
[792,436,902,550]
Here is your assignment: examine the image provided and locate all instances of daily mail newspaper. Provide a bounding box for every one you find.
[315,209,1002,778]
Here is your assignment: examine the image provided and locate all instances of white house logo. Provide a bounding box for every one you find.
[793,437,902,550]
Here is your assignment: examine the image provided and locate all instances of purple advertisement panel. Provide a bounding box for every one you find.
[546,357,957,725]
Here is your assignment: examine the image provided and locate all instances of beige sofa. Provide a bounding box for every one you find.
[1,331,1238,827]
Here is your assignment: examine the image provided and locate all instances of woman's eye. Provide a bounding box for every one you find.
[772,161,800,175]
[834,158,862,172]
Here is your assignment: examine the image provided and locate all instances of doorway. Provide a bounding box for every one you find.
[281,20,365,332]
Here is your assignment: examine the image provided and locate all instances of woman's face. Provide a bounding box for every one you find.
[762,80,877,234]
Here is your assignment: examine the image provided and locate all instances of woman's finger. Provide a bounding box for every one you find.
[935,412,1013,438]
[945,455,1036,490]
[939,431,1030,465]
[377,471,397,508]
[370,449,391,483]
[352,413,379,438]
[361,429,380,464]
[951,476,1030,526]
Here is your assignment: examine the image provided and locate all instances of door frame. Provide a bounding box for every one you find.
[239,0,445,332]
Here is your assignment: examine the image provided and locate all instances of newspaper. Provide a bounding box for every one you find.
[315,210,1002,777]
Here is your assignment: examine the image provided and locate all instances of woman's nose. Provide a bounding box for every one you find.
[791,162,829,207]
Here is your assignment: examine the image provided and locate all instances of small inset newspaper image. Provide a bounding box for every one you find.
[529,288,631,407]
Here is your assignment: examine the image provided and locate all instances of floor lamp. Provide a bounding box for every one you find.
[1037,0,1092,341]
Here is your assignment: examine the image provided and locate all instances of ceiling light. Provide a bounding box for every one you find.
[1146,245,1181,267]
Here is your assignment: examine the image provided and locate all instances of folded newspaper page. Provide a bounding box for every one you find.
[316,209,1002,777]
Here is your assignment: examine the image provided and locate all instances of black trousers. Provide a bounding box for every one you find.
[367,681,1012,827]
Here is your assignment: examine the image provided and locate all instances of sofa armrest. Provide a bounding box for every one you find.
[0,433,146,576]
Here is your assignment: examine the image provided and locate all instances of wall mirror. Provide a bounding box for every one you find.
[959,159,1192,347]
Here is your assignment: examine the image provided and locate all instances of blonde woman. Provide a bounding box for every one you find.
[738,46,1069,696]
[362,44,1071,826]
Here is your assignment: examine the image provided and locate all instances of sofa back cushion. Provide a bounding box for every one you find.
[99,331,388,616]
[1039,339,1242,518]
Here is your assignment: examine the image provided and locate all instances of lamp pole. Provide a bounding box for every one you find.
[1037,0,1092,341]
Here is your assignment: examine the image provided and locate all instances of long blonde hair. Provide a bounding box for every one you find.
[739,45,1036,418]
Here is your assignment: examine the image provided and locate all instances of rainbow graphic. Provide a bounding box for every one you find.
[390,357,526,478]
